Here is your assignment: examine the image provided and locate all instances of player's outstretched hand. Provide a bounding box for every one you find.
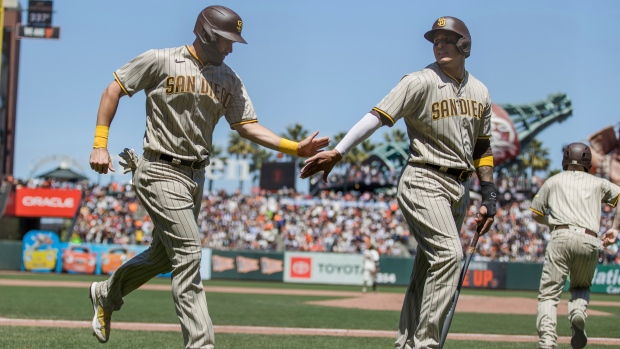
[297,131,330,157]
[474,205,494,235]
[602,228,619,247]
[300,149,342,183]
[89,148,115,174]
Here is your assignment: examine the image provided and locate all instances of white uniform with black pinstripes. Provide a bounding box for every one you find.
[531,170,620,349]
[372,62,492,349]
[96,45,258,349]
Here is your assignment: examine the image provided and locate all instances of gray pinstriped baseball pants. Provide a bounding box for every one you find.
[395,165,469,349]
[98,150,214,349]
[537,227,599,349]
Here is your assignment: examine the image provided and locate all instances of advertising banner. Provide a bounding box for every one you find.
[22,230,61,272]
[12,188,82,218]
[374,256,413,286]
[21,230,212,280]
[565,264,620,294]
[284,252,364,285]
[462,261,507,289]
[211,250,283,281]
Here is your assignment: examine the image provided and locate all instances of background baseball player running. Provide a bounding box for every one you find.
[88,5,329,349]
[300,16,497,349]
[531,142,620,349]
[362,242,380,293]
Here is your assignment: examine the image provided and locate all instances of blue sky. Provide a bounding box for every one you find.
[14,0,620,193]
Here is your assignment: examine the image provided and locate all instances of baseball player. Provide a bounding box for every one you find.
[300,16,497,349]
[88,6,330,348]
[362,242,380,293]
[531,142,620,349]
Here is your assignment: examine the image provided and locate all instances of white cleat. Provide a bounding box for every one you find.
[89,282,112,343]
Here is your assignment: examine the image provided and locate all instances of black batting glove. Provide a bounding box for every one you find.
[479,181,498,217]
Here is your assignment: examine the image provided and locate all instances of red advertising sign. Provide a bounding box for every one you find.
[290,257,312,279]
[490,104,521,166]
[12,188,82,218]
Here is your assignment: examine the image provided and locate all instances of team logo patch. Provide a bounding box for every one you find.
[237,20,243,33]
[437,17,446,27]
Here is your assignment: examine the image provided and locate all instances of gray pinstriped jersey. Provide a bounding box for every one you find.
[114,45,258,164]
[373,62,492,172]
[531,171,620,232]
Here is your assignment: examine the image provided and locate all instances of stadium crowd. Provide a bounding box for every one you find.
[7,172,620,264]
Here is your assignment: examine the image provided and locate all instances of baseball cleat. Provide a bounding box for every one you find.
[570,313,587,349]
[89,282,112,343]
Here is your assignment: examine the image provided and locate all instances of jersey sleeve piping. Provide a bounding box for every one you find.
[371,107,395,126]
[229,119,258,129]
[477,135,492,139]
[530,207,544,216]
[113,72,131,97]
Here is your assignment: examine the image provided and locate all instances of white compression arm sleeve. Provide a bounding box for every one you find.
[334,113,382,155]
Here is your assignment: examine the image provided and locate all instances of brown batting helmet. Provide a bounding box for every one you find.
[194,6,246,66]
[562,142,592,172]
[424,16,471,58]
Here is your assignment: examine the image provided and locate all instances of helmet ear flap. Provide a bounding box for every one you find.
[456,37,471,58]
[202,25,216,44]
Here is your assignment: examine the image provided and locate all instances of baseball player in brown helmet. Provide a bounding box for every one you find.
[301,16,497,349]
[88,5,330,348]
[531,142,620,349]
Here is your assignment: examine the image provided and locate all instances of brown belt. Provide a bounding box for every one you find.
[423,163,474,182]
[554,225,597,238]
[159,154,208,170]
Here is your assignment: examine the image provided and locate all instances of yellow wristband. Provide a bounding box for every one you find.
[279,138,299,156]
[93,125,109,148]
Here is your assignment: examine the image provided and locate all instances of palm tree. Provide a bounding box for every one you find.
[227,131,255,191]
[347,139,376,165]
[383,128,407,143]
[207,144,225,192]
[521,138,551,178]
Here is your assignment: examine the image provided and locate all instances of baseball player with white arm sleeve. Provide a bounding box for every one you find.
[88,5,329,349]
[531,142,620,349]
[300,16,497,349]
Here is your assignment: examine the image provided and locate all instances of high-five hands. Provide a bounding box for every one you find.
[297,131,330,158]
[299,149,342,183]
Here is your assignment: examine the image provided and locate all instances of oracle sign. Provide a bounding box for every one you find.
[490,104,521,166]
[13,188,82,218]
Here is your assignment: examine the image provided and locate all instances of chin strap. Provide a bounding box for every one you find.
[199,41,225,66]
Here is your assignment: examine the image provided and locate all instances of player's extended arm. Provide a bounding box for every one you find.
[300,113,382,182]
[232,122,330,158]
[602,203,620,247]
[89,81,126,174]
[473,138,497,235]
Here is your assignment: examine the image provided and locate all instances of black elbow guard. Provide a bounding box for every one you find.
[480,181,498,217]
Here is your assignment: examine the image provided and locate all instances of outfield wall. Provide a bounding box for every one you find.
[3,238,620,294]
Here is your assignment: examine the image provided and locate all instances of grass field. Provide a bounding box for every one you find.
[0,272,619,348]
